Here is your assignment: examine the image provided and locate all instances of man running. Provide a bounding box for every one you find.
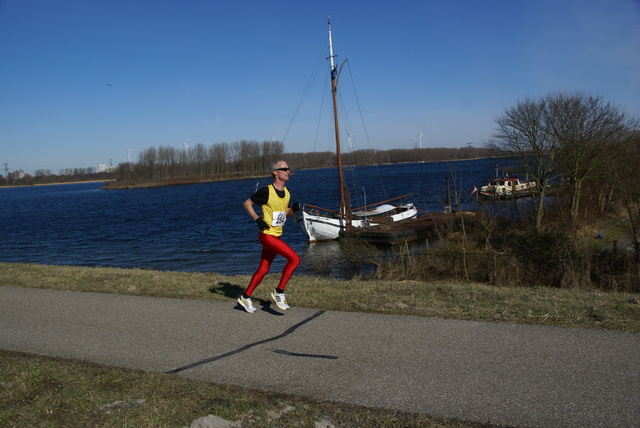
[237,160,301,313]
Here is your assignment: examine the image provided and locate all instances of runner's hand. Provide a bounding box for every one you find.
[255,218,270,230]
[291,202,301,212]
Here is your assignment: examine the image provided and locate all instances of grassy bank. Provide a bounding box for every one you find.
[1,262,638,332]
[1,350,489,428]
[1,262,638,427]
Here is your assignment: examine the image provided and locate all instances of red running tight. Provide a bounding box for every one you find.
[244,233,300,297]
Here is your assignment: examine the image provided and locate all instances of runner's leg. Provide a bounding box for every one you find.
[262,234,300,291]
[244,234,300,296]
[244,235,277,297]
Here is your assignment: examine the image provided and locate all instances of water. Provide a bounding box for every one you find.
[0,158,521,276]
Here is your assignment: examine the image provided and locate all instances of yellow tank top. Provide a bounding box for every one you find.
[261,185,290,237]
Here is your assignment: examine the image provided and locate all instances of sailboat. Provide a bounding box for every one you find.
[297,18,418,243]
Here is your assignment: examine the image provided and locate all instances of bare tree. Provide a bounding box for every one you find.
[209,142,230,176]
[490,97,559,230]
[158,145,178,178]
[232,140,258,174]
[140,146,158,180]
[617,131,640,263]
[260,140,285,171]
[546,92,634,220]
[192,143,207,177]
[491,92,637,226]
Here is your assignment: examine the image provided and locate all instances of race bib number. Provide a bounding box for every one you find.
[271,211,286,227]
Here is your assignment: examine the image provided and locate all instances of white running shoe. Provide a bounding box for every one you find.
[237,296,256,313]
[271,290,289,310]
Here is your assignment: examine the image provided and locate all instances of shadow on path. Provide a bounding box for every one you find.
[165,310,326,374]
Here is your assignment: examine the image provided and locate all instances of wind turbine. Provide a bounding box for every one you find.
[127,148,133,164]
[347,132,354,151]
[182,136,189,160]
[418,130,425,149]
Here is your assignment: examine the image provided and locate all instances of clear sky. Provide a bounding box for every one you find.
[1,0,639,175]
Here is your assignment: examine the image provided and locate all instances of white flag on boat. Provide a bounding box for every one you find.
[470,186,477,195]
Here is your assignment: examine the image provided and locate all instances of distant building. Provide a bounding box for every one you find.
[9,170,26,181]
[98,164,117,173]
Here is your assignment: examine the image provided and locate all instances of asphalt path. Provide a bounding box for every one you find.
[1,286,638,427]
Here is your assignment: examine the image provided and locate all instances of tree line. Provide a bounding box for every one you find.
[0,140,500,185]
[0,167,117,186]
[1,140,498,187]
[115,140,499,183]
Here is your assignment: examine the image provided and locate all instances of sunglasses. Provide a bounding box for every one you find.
[274,167,290,171]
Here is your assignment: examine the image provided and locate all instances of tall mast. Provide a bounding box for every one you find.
[327,16,349,225]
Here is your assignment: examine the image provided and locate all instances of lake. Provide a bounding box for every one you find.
[0,158,520,276]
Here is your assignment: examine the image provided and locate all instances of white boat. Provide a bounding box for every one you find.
[478,176,537,199]
[299,201,418,242]
[297,18,418,243]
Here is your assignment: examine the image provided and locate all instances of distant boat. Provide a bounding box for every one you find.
[477,164,537,200]
[478,176,537,199]
[297,18,418,243]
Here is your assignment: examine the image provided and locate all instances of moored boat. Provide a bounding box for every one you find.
[296,18,418,243]
[299,199,418,243]
[478,176,537,199]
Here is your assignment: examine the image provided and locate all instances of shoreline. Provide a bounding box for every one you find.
[99,175,265,190]
[1,156,508,190]
[0,179,117,189]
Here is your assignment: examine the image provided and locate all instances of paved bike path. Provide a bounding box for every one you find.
[1,286,638,427]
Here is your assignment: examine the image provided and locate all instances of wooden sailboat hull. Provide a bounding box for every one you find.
[340,212,465,245]
[298,204,418,243]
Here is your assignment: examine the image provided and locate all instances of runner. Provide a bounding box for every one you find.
[237,160,300,313]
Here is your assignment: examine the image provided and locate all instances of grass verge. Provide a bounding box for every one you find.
[1,262,638,332]
[1,350,489,428]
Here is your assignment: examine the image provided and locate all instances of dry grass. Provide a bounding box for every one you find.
[2,350,488,428]
[1,262,638,332]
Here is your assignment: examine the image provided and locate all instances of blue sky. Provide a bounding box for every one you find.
[1,0,639,174]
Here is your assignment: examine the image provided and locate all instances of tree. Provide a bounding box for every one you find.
[491,92,637,227]
[260,140,285,171]
[209,142,230,176]
[192,143,207,177]
[546,92,635,220]
[490,97,558,230]
[158,145,178,178]
[616,131,640,264]
[140,146,158,180]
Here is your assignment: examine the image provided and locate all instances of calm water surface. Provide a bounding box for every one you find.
[0,158,521,276]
